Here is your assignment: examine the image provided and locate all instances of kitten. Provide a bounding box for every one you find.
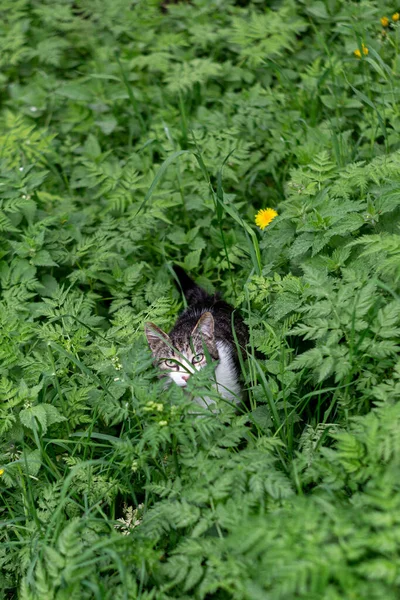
[145,266,248,410]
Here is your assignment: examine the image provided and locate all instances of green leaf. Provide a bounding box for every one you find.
[24,449,42,477]
[56,83,92,102]
[19,404,65,434]
[31,250,58,267]
[183,249,202,271]
[20,405,48,433]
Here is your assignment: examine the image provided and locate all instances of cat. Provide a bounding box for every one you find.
[145,266,248,410]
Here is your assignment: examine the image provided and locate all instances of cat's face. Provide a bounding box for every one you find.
[145,312,218,388]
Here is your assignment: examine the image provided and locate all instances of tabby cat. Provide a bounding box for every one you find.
[145,267,248,409]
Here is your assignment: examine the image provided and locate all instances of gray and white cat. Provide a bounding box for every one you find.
[145,266,248,410]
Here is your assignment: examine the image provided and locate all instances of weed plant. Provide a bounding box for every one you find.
[1,1,400,598]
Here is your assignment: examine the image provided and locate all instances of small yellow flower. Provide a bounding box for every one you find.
[255,208,278,230]
[0,469,4,476]
[381,16,390,27]
[393,12,399,21]
[354,44,368,58]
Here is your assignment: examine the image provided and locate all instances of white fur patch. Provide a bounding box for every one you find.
[164,341,240,412]
[215,341,240,399]
[168,370,190,387]
[193,341,240,411]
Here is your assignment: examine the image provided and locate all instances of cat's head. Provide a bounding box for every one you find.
[145,312,218,387]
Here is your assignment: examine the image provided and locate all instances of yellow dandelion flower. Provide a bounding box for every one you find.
[393,12,399,21]
[354,48,362,58]
[255,208,278,230]
[381,16,389,26]
[0,469,4,476]
[362,44,369,55]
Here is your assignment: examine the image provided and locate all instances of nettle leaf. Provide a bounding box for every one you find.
[31,250,58,267]
[331,213,365,237]
[19,404,65,434]
[290,233,314,258]
[20,405,47,433]
[55,82,93,102]
[24,448,42,477]
[183,249,202,271]
[45,405,67,427]
[311,231,333,256]
[0,209,17,232]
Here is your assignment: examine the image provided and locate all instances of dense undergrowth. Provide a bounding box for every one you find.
[1,0,400,598]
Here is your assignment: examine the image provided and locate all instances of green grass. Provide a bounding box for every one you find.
[1,0,400,598]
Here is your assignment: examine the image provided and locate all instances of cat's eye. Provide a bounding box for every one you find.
[192,353,204,365]
[165,359,176,368]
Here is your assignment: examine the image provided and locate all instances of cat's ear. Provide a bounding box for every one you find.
[145,322,170,354]
[192,312,214,340]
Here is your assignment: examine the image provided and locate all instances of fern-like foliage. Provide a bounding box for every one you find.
[1,0,400,599]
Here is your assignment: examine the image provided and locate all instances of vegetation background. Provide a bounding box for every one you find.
[1,0,400,598]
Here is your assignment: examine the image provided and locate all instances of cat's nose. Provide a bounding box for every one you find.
[182,374,190,382]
